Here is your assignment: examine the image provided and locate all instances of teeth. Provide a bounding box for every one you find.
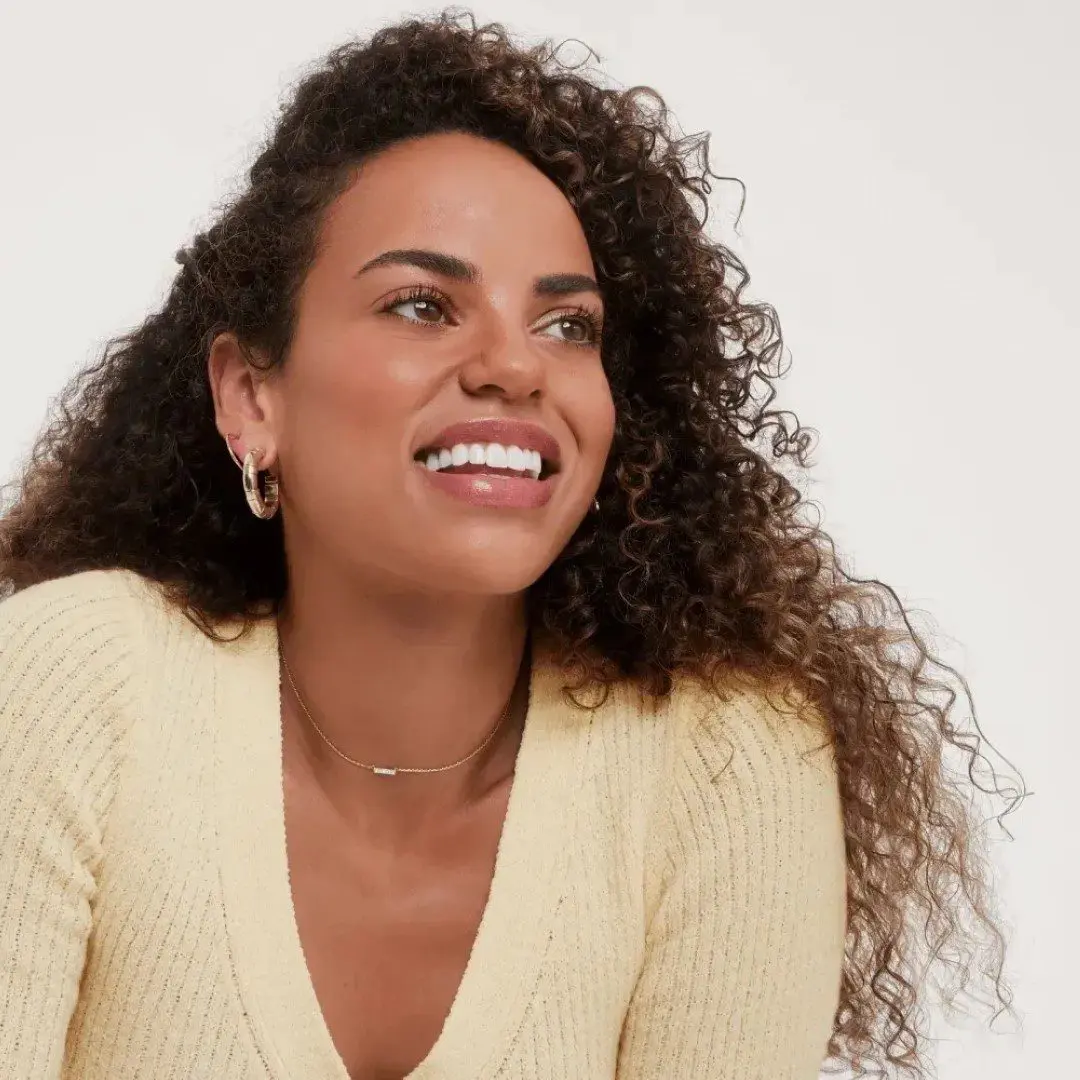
[421,441,545,479]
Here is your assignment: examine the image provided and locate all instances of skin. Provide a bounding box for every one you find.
[207,131,616,1079]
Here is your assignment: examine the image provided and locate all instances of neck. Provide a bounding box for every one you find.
[277,555,530,803]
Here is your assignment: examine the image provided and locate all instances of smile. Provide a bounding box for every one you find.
[412,441,557,509]
[416,441,549,480]
[411,418,563,509]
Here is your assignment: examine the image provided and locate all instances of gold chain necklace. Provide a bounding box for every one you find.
[280,654,513,778]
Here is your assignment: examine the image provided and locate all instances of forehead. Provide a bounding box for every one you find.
[317,131,595,275]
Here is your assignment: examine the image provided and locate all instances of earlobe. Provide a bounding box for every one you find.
[224,432,279,472]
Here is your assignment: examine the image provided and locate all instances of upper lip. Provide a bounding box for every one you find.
[416,417,562,470]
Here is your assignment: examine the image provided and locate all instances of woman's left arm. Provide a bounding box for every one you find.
[616,687,848,1080]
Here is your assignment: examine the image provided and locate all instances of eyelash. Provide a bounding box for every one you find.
[379,284,603,347]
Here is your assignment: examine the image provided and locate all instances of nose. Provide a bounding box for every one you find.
[457,316,544,403]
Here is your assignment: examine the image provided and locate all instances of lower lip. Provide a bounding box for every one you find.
[417,466,556,509]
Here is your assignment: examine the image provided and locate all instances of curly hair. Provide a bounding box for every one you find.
[0,9,1025,1077]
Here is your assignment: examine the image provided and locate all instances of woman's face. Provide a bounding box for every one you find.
[241,131,615,596]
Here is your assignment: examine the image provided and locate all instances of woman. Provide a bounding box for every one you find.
[0,10,1022,1080]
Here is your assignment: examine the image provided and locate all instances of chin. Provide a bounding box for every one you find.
[418,547,558,598]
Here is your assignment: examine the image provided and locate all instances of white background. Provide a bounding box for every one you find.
[0,1,1075,1076]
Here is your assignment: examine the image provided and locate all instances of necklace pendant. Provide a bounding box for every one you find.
[372,766,398,777]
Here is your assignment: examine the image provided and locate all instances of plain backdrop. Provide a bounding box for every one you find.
[0,1,1075,1076]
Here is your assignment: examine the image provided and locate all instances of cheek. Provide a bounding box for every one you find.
[274,338,425,540]
[571,366,617,476]
[281,329,427,462]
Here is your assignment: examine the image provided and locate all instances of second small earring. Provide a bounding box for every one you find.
[225,433,244,470]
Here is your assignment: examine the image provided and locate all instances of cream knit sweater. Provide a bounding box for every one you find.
[0,569,847,1079]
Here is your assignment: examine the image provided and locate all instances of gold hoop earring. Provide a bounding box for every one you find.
[242,448,280,520]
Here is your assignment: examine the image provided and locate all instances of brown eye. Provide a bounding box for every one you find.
[380,285,454,327]
[388,297,445,323]
[539,310,602,346]
[557,318,588,342]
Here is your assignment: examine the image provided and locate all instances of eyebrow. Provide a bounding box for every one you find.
[355,248,601,300]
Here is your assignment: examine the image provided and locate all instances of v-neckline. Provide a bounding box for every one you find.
[212,617,592,1080]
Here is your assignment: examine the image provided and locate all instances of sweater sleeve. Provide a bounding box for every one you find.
[0,573,140,1079]
[616,682,848,1080]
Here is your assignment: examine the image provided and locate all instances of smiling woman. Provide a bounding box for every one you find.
[205,129,615,597]
[0,8,1022,1080]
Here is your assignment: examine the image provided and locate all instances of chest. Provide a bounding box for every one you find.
[284,774,511,1080]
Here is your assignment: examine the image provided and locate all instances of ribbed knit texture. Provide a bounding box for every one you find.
[0,569,847,1080]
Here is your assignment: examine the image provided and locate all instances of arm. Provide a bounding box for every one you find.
[0,576,136,1078]
[616,684,848,1080]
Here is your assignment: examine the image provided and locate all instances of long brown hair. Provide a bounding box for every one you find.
[0,10,1026,1076]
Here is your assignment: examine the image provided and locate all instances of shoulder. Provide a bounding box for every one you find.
[0,570,168,778]
[644,669,845,882]
[585,666,840,819]
[0,567,164,650]
[0,572,192,902]
[662,671,837,785]
[610,666,837,788]
[0,567,214,731]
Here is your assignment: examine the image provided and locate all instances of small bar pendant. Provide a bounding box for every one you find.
[372,766,398,777]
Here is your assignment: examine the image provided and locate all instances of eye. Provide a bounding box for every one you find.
[538,308,603,347]
[381,285,451,326]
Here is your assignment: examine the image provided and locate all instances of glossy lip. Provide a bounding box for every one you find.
[419,468,557,509]
[414,417,562,471]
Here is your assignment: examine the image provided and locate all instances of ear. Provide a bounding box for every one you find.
[207,332,279,470]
